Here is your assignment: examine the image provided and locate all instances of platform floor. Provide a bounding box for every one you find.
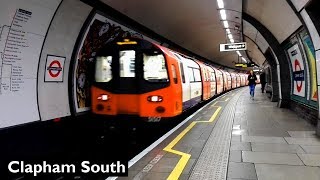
[119,85,320,180]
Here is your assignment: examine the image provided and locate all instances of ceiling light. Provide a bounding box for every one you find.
[236,51,242,57]
[223,21,229,28]
[220,10,227,20]
[242,57,247,62]
[230,38,234,43]
[228,34,233,39]
[226,28,231,34]
[217,0,224,9]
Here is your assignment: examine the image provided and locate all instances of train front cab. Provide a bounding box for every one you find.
[91,38,183,119]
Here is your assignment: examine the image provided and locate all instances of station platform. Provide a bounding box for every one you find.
[118,85,320,180]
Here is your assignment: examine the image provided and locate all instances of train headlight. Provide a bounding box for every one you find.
[147,95,163,102]
[97,94,109,101]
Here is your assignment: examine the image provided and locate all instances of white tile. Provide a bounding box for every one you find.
[285,137,320,145]
[227,162,257,179]
[288,131,317,138]
[251,143,305,154]
[255,164,320,180]
[232,129,248,136]
[242,151,304,165]
[242,136,287,144]
[297,154,320,166]
[231,142,251,151]
[301,145,320,154]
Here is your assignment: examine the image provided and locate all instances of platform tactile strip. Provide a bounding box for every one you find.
[189,91,242,180]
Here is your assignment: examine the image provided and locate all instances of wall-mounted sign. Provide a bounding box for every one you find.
[287,44,305,97]
[235,63,255,68]
[220,42,247,52]
[45,55,65,82]
[235,63,247,67]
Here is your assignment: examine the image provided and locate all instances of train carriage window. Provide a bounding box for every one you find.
[95,56,112,82]
[143,52,169,82]
[204,71,208,82]
[179,62,186,83]
[120,50,135,77]
[171,65,178,84]
[211,72,216,82]
[188,67,195,82]
[193,69,201,82]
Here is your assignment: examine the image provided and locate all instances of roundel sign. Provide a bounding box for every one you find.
[288,44,305,97]
[294,59,303,92]
[45,55,65,82]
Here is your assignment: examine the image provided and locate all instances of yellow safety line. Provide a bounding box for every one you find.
[164,105,222,180]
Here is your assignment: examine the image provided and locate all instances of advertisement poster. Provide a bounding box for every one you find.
[73,12,160,113]
[302,36,317,101]
[287,44,305,97]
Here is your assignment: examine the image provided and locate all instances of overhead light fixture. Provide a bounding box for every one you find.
[236,51,242,57]
[241,57,247,62]
[217,0,224,9]
[226,28,231,34]
[223,21,229,28]
[230,38,234,43]
[220,10,227,20]
[228,34,233,39]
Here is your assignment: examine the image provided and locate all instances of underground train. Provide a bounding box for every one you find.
[91,38,248,121]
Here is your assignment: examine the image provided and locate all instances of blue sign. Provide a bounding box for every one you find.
[293,70,304,81]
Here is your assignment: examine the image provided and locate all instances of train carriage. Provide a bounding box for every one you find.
[230,72,237,89]
[173,53,203,110]
[221,70,232,91]
[240,74,247,86]
[214,68,224,94]
[196,61,212,101]
[236,74,241,87]
[207,66,217,97]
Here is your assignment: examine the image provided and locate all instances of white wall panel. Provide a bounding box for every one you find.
[255,33,269,53]
[244,0,302,43]
[300,10,320,50]
[38,0,92,120]
[290,0,310,12]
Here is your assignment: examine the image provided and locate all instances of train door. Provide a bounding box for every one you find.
[178,61,191,110]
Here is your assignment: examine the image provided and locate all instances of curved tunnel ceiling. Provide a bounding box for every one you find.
[100,0,303,70]
[101,0,244,68]
[243,0,302,43]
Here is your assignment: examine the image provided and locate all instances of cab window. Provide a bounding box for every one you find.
[95,56,112,82]
[143,52,169,82]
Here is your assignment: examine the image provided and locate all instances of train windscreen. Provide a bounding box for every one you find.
[143,52,169,82]
[95,56,112,82]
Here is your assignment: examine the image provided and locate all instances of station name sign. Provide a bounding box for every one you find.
[220,42,247,52]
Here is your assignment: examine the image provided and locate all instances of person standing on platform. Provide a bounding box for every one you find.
[247,70,257,100]
[260,72,266,93]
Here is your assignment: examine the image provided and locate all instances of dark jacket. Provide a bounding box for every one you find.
[248,74,257,86]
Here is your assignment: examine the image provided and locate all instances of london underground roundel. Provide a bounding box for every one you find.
[288,44,305,97]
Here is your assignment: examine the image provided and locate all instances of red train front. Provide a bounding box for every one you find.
[91,38,183,121]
